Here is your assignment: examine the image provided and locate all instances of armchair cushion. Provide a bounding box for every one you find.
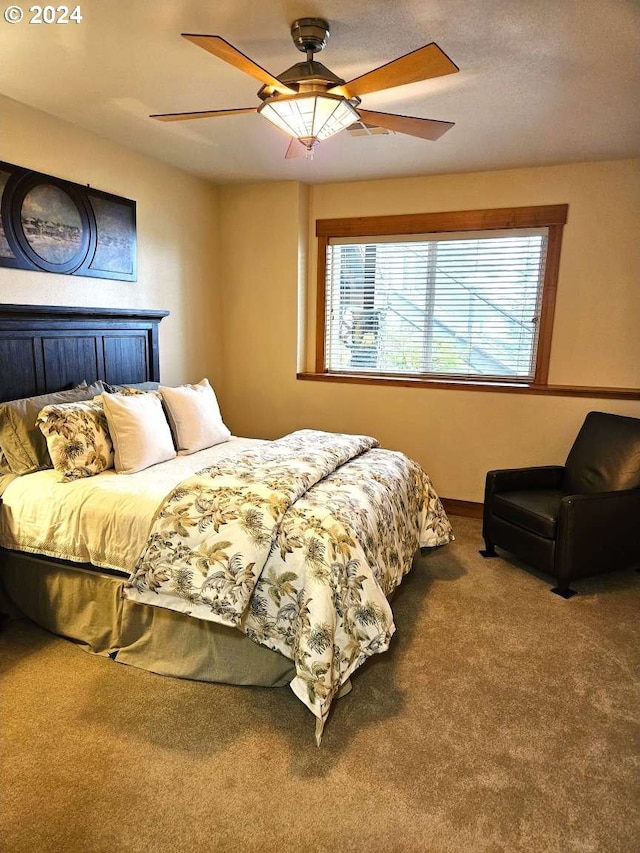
[492,490,564,539]
[563,411,640,494]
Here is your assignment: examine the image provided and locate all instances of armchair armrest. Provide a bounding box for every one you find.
[556,489,640,583]
[485,466,565,496]
[481,466,566,550]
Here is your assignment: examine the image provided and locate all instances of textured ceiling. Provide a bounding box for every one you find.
[1,0,639,184]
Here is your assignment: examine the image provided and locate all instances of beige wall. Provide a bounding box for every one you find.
[0,96,221,387]
[218,181,307,436]
[219,161,640,502]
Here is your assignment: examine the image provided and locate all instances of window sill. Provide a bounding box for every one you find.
[297,372,640,400]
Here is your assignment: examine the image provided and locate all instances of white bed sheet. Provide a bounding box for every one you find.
[0,437,264,574]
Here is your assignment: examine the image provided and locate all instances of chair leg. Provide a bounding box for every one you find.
[479,539,497,558]
[550,584,577,599]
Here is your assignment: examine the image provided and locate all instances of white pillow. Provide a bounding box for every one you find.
[159,378,231,455]
[101,392,176,474]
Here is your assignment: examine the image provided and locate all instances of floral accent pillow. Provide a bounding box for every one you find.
[37,400,114,482]
[0,380,104,475]
[94,387,162,402]
[111,386,161,397]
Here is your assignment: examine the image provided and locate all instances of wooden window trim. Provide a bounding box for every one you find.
[315,205,569,238]
[313,204,571,387]
[296,371,640,400]
[315,233,329,374]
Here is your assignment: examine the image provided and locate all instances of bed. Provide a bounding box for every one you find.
[0,303,453,742]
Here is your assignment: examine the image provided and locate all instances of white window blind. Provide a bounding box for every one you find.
[323,228,549,382]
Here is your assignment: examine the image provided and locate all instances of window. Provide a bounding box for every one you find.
[314,206,568,387]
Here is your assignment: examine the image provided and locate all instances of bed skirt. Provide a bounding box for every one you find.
[0,550,295,687]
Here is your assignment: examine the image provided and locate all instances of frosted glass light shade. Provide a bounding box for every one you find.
[258,93,359,148]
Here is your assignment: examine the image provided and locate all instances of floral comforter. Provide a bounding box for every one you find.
[124,430,453,739]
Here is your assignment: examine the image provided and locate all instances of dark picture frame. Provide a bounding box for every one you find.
[0,161,136,282]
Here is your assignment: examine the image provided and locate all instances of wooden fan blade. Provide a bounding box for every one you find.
[357,109,454,140]
[150,107,258,122]
[181,34,295,95]
[330,42,458,98]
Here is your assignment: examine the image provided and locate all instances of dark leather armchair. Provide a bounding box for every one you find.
[481,411,640,597]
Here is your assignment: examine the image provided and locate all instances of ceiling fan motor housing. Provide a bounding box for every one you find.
[258,60,346,99]
[290,18,330,54]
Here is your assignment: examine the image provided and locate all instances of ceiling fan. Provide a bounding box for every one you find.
[151,18,459,158]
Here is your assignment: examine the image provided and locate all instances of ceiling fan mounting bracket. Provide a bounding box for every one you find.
[290,18,330,55]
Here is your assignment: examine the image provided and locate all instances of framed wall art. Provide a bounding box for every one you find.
[0,161,136,282]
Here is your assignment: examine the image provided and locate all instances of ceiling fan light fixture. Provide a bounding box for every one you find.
[258,92,359,149]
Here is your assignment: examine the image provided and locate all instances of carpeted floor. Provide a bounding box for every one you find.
[1,516,639,853]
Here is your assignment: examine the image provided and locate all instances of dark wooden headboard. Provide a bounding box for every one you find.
[0,304,169,403]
